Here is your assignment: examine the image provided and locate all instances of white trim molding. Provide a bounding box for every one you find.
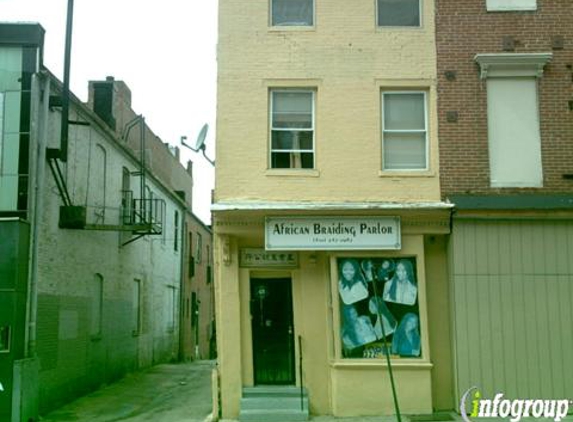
[474,53,552,79]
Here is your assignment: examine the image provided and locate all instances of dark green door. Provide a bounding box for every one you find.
[251,278,295,385]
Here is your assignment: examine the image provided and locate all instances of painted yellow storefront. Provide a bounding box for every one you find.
[214,0,454,418]
[212,207,455,418]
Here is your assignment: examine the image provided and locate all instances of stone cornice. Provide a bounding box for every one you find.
[474,52,552,79]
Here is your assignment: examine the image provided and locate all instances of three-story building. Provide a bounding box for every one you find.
[213,0,455,418]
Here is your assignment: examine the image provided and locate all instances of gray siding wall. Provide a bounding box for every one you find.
[450,219,573,401]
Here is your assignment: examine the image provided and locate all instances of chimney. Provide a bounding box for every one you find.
[186,160,193,177]
[92,76,117,129]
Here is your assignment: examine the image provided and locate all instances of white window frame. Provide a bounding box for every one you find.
[270,89,315,169]
[381,91,429,171]
[475,53,552,188]
[270,0,314,27]
[486,0,536,12]
[377,0,422,28]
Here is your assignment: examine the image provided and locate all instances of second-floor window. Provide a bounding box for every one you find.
[270,90,315,169]
[271,0,314,26]
[381,91,428,171]
[377,0,421,27]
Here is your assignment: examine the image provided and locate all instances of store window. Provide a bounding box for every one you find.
[337,257,421,359]
[377,0,421,27]
[271,0,314,26]
[90,274,104,338]
[382,91,428,170]
[270,90,315,169]
[486,0,536,11]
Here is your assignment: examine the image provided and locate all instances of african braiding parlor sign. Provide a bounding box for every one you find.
[265,216,401,250]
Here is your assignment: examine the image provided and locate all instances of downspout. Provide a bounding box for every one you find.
[179,218,188,361]
[26,72,50,357]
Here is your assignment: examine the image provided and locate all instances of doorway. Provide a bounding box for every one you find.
[250,277,295,385]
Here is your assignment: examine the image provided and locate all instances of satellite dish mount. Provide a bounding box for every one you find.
[181,123,215,166]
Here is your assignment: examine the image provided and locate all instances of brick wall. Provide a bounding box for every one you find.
[436,0,573,196]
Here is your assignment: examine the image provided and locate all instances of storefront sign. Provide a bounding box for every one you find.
[240,248,299,268]
[265,216,401,250]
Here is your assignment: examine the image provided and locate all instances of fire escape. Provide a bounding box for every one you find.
[46,0,164,246]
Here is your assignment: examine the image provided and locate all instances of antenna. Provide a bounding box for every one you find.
[181,123,215,166]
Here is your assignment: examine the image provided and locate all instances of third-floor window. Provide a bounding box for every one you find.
[377,0,421,27]
[271,0,314,26]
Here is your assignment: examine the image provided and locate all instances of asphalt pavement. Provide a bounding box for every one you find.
[40,360,215,422]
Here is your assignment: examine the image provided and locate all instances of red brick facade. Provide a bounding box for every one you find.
[436,0,573,197]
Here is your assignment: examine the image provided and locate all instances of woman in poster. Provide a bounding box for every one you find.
[338,258,369,305]
[341,304,377,350]
[391,312,421,357]
[382,259,417,306]
[368,296,397,338]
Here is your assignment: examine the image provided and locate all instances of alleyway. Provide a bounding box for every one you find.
[40,360,214,422]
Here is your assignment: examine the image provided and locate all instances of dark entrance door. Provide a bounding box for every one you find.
[250,277,295,385]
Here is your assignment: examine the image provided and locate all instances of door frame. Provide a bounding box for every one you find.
[248,272,296,386]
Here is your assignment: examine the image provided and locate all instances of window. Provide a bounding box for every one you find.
[0,325,11,353]
[377,0,421,27]
[487,78,542,187]
[174,210,179,251]
[271,0,313,26]
[337,257,422,359]
[188,232,195,277]
[381,92,428,170]
[90,274,103,337]
[132,279,141,335]
[270,90,314,169]
[166,286,177,332]
[196,233,203,264]
[486,0,536,11]
[475,53,551,187]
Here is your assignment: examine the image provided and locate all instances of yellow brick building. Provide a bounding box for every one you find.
[213,0,454,418]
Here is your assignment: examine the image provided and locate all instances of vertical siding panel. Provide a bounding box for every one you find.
[453,274,471,394]
[476,274,494,393]
[468,275,485,391]
[520,222,535,275]
[474,222,489,275]
[489,274,505,392]
[499,274,517,397]
[509,273,526,398]
[508,222,523,276]
[534,274,553,398]
[547,275,565,397]
[486,223,500,275]
[464,222,478,275]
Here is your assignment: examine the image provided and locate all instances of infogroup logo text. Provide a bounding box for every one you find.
[460,387,571,422]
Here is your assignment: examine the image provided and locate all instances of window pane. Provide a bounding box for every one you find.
[383,132,426,170]
[272,91,312,128]
[271,151,314,169]
[487,78,542,187]
[272,0,313,26]
[378,0,420,27]
[272,130,313,150]
[384,93,425,130]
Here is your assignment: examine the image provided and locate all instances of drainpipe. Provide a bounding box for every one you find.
[26,73,50,357]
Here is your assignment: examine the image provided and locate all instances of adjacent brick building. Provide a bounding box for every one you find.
[436,0,573,404]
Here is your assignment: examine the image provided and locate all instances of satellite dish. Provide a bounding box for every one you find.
[195,123,208,151]
[180,123,215,166]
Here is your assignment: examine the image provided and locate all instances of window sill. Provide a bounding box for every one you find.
[376,25,424,32]
[266,169,320,177]
[379,170,436,178]
[268,26,316,32]
[330,360,433,369]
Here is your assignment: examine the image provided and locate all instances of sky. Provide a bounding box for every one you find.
[2,0,217,225]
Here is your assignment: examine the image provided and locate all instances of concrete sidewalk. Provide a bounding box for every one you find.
[40,360,215,422]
